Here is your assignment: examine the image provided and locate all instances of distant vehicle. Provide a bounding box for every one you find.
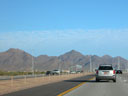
[76,71,83,73]
[70,71,76,74]
[96,64,116,82]
[116,70,123,74]
[45,71,52,75]
[51,70,61,75]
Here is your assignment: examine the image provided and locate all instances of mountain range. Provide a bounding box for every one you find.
[0,48,128,71]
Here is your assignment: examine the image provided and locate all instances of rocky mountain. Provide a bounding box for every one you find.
[0,48,128,71]
[0,48,33,71]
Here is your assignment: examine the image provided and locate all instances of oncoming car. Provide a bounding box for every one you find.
[96,64,116,82]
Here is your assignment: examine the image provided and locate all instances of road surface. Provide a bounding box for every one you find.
[3,74,94,96]
[64,74,128,96]
[3,73,128,96]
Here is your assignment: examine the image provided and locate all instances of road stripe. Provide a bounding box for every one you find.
[57,77,95,96]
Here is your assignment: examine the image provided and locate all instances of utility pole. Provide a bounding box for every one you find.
[127,60,128,72]
[90,55,92,72]
[118,56,120,70]
[58,60,61,71]
[31,49,34,75]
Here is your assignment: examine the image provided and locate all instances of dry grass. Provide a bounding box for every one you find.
[0,72,92,95]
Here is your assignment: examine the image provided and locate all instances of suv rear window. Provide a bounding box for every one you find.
[99,66,113,70]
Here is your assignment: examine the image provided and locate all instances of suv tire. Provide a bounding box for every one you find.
[96,78,99,82]
[113,79,116,82]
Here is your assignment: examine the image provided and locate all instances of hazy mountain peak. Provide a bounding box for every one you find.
[67,50,82,54]
[37,55,49,57]
[102,55,112,58]
[59,50,83,57]
[7,48,24,53]
[58,50,85,63]
[70,49,77,52]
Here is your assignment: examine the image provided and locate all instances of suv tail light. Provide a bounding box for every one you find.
[96,70,98,74]
[113,70,115,74]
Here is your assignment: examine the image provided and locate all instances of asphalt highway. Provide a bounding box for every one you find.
[64,74,128,96]
[3,74,94,96]
[3,74,128,96]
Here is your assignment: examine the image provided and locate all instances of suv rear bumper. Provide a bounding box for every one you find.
[96,75,116,80]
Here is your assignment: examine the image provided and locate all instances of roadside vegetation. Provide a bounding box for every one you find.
[0,71,45,76]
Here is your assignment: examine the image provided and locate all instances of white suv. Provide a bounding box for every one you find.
[51,70,61,75]
[96,64,116,82]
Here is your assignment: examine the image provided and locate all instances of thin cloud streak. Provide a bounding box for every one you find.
[0,29,128,58]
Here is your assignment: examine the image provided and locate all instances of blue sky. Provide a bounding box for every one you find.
[0,0,128,58]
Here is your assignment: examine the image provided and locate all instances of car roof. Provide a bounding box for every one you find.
[99,64,112,66]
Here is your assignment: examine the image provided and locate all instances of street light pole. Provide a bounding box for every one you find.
[126,60,128,72]
[118,57,120,70]
[31,49,34,75]
[90,55,92,72]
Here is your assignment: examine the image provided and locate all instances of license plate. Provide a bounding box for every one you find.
[104,72,108,74]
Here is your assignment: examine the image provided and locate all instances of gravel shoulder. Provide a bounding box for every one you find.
[0,73,93,95]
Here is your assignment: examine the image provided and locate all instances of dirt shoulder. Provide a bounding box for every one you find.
[0,72,93,95]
